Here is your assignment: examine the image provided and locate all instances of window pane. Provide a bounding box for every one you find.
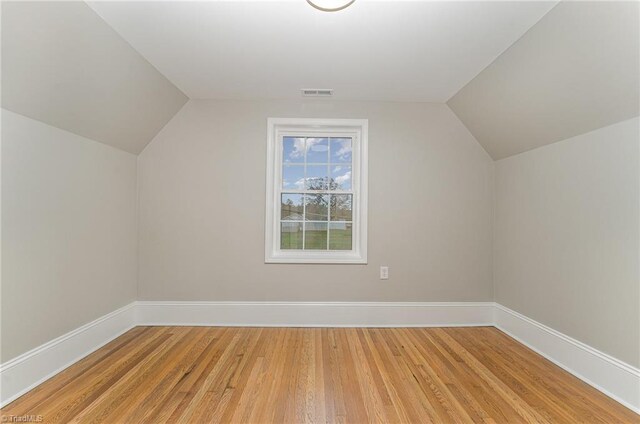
[281,194,304,220]
[330,194,352,221]
[281,222,303,249]
[306,165,328,190]
[305,194,328,221]
[330,165,351,191]
[282,165,305,190]
[305,222,328,250]
[329,222,352,250]
[283,137,305,163]
[306,138,328,163]
[330,138,352,163]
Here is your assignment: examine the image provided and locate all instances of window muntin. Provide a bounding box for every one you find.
[265,119,367,263]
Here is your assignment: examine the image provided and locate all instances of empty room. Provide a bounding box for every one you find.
[1,0,638,422]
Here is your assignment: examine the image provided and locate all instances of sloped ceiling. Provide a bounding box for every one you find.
[3,1,636,159]
[448,1,640,160]
[1,1,188,154]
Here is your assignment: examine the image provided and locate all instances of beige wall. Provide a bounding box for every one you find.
[137,100,494,302]
[1,110,138,362]
[494,117,640,367]
[2,97,636,370]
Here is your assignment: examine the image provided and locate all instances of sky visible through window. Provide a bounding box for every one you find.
[280,136,353,251]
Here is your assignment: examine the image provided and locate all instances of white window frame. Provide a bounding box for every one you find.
[265,118,368,264]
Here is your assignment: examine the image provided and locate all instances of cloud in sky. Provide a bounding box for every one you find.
[287,138,306,160]
[306,138,327,151]
[335,170,351,185]
[286,137,335,161]
[331,138,352,162]
[285,137,351,163]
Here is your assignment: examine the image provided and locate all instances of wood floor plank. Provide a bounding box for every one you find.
[39,327,175,423]
[390,328,473,423]
[405,328,497,423]
[416,328,527,423]
[137,328,224,423]
[160,327,235,423]
[434,328,553,423]
[3,326,149,416]
[2,326,637,423]
[177,328,249,422]
[67,327,194,423]
[369,329,433,423]
[444,328,590,423]
[454,327,640,423]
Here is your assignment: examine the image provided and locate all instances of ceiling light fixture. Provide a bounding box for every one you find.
[307,0,355,12]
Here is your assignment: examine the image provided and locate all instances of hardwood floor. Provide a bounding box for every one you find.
[1,327,637,423]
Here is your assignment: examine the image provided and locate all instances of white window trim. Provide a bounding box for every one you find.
[265,118,368,264]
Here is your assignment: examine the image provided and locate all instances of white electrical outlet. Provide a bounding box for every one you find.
[380,266,389,280]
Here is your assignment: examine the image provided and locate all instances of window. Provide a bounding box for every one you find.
[265,118,368,263]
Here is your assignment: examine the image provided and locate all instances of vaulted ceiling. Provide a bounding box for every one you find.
[1,1,188,154]
[2,1,638,158]
[448,1,640,159]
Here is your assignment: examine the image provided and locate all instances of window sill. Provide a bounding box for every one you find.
[265,252,367,264]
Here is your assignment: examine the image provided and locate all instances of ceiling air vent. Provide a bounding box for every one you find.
[301,88,333,97]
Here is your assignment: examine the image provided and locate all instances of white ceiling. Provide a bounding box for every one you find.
[88,0,557,102]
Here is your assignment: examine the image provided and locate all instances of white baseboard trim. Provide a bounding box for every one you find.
[135,301,495,327]
[1,301,637,415]
[0,302,136,408]
[494,303,640,414]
